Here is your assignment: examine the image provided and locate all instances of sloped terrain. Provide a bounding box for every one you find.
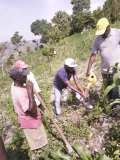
[0,27,120,160]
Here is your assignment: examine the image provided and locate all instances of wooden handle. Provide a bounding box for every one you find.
[35,92,73,153]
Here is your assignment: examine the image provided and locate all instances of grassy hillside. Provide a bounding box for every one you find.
[0,24,120,159]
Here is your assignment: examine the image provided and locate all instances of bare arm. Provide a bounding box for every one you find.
[86,53,96,77]
[65,80,84,97]
[37,92,46,111]
[73,75,85,94]
[26,81,34,109]
[26,81,37,117]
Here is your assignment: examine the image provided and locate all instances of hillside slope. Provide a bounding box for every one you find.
[0,25,120,159]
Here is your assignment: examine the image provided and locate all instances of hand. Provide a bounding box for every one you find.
[84,89,89,98]
[78,91,85,98]
[86,72,90,77]
[26,81,33,93]
[78,88,86,97]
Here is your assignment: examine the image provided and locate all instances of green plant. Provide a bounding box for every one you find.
[103,64,120,115]
[104,123,120,159]
[72,144,92,160]
[7,130,29,160]
[50,149,71,160]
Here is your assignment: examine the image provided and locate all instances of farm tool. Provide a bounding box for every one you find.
[33,72,97,156]
[35,92,73,154]
[35,92,93,159]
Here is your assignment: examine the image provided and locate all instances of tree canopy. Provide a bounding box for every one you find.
[103,0,120,23]
[71,0,90,14]
[31,19,52,43]
[11,32,23,45]
[30,0,120,43]
[52,11,71,38]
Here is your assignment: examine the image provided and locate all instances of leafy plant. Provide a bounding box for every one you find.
[104,123,120,159]
[73,144,92,160]
[103,64,120,115]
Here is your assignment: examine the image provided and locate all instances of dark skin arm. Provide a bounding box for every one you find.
[26,81,34,109]
[73,74,85,95]
[86,53,96,77]
[26,81,37,117]
[37,92,46,111]
[26,79,45,112]
[65,80,85,97]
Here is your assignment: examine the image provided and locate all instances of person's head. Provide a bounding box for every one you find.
[95,17,110,38]
[64,58,77,72]
[9,67,27,86]
[13,60,29,74]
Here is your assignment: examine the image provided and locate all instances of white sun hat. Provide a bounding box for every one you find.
[64,58,77,68]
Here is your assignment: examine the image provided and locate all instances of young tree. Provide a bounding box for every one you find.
[11,32,23,45]
[48,26,62,43]
[11,32,23,52]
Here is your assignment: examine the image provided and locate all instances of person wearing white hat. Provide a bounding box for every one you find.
[53,58,85,115]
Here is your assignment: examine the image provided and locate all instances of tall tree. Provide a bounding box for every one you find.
[31,19,52,43]
[103,0,120,23]
[71,0,90,14]
[71,12,95,33]
[71,12,85,33]
[70,0,94,33]
[52,11,71,38]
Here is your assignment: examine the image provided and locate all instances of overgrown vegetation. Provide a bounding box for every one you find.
[0,22,120,159]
